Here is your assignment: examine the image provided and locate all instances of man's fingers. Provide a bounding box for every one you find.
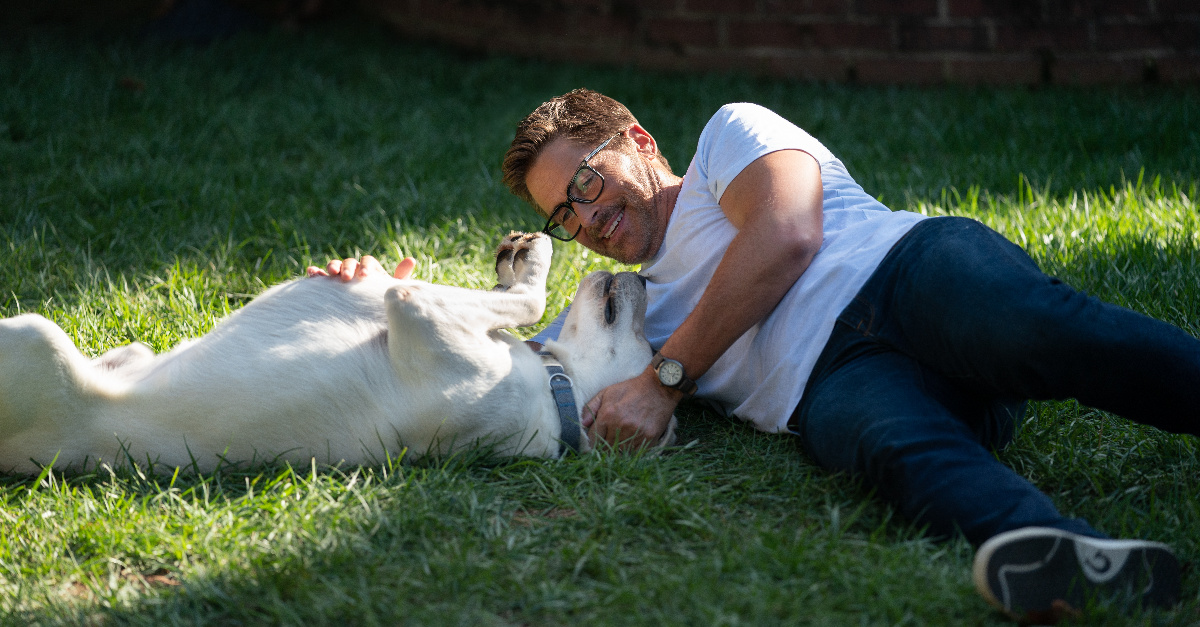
[393,257,416,279]
[615,427,650,451]
[312,255,405,282]
[357,255,384,279]
[581,400,598,428]
[338,258,359,281]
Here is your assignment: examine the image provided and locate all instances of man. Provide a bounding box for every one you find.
[495,88,1196,621]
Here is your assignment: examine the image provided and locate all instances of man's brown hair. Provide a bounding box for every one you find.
[502,88,669,211]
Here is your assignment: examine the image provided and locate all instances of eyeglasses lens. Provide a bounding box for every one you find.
[568,166,602,203]
[545,205,578,241]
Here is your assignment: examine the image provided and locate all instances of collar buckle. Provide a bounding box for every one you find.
[538,351,582,456]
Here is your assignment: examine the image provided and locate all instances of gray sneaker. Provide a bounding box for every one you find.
[972,527,1180,621]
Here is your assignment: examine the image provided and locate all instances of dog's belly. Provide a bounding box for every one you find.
[109,278,428,466]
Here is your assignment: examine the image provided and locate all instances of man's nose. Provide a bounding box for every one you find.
[565,205,602,236]
[573,203,600,226]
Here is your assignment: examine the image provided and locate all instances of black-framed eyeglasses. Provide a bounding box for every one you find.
[541,133,621,242]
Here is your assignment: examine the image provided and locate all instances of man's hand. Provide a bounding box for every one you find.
[582,368,680,451]
[306,255,416,281]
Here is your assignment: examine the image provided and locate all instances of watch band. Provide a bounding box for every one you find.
[650,351,698,398]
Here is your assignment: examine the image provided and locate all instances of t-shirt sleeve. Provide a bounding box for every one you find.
[529,305,570,345]
[694,103,837,202]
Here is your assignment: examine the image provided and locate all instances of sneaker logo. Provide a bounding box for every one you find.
[1084,552,1112,574]
[1076,546,1130,584]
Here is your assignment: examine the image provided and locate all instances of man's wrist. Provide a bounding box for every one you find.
[640,367,686,404]
[649,351,698,398]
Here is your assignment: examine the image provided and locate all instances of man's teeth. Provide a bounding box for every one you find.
[603,212,622,239]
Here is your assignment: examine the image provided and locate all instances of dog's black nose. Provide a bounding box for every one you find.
[637,274,647,287]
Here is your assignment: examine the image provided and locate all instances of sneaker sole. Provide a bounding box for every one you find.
[973,527,1180,619]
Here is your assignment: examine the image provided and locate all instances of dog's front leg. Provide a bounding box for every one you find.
[382,233,552,369]
[492,231,552,300]
[396,230,554,331]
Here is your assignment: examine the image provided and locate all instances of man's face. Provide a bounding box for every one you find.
[525,133,670,264]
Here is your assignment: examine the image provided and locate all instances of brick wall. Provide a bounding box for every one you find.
[359,0,1200,85]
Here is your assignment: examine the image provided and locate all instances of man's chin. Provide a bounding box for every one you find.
[605,246,654,265]
[581,221,658,263]
[584,234,637,264]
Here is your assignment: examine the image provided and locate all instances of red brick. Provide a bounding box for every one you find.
[727,20,892,50]
[644,17,720,48]
[1155,0,1200,19]
[528,36,640,65]
[855,56,946,83]
[857,0,938,17]
[364,0,1200,85]
[682,0,758,14]
[1094,23,1179,52]
[1052,56,1148,84]
[946,0,988,18]
[813,22,893,49]
[967,0,1042,20]
[1157,56,1200,81]
[1046,0,1100,20]
[1095,0,1154,18]
[726,20,801,47]
[635,47,769,74]
[411,2,491,29]
[764,0,852,16]
[993,24,1092,53]
[628,0,684,11]
[765,51,853,80]
[947,56,1042,83]
[388,2,640,54]
[899,24,988,51]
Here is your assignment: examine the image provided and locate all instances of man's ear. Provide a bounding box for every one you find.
[625,123,659,161]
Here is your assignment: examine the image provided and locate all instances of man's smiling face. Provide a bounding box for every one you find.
[525,132,672,265]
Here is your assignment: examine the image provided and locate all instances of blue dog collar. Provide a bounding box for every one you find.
[538,350,581,456]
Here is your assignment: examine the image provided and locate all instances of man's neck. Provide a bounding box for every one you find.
[653,164,684,225]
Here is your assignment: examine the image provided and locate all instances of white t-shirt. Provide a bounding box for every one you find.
[534,103,927,433]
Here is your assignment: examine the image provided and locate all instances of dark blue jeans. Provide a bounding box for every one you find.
[789,216,1200,547]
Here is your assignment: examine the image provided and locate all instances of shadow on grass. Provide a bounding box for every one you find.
[0,405,986,625]
[3,399,1197,625]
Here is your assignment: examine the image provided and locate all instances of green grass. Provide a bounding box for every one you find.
[2,17,1199,625]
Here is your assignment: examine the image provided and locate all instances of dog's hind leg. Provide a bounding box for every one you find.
[0,314,99,437]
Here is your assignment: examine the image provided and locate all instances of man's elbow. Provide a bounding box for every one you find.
[780,223,823,266]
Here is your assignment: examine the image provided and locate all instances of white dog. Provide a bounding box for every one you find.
[0,232,672,474]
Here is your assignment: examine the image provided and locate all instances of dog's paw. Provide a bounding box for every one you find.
[494,232,551,293]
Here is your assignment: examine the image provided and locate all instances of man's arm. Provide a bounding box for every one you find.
[584,149,824,448]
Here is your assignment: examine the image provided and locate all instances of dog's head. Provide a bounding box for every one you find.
[542,270,677,452]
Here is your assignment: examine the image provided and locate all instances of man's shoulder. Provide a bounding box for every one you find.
[704,102,783,131]
[695,103,835,172]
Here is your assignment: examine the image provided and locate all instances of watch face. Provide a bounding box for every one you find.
[658,359,684,387]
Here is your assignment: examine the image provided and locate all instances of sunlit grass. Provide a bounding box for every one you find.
[0,16,1197,625]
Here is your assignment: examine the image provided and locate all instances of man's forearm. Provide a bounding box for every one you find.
[655,216,819,380]
[653,149,824,382]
